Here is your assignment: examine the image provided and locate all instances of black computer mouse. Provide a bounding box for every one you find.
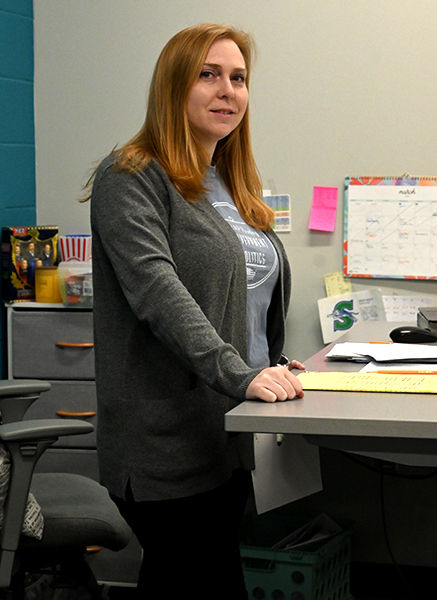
[389,326,437,344]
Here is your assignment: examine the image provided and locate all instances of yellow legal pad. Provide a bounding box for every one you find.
[297,371,437,394]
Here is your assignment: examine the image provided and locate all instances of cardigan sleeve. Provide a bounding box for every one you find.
[91,159,264,401]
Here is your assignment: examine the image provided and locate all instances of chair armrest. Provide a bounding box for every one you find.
[0,419,93,443]
[0,381,51,398]
[0,380,52,424]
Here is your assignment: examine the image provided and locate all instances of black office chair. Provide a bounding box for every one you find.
[0,380,131,599]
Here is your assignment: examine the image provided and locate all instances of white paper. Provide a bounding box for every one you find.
[318,289,386,344]
[382,295,436,322]
[360,361,437,373]
[327,341,437,363]
[252,433,322,515]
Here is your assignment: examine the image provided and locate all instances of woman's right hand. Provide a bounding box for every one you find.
[245,366,304,403]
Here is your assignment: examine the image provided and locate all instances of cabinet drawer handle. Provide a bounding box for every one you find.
[56,410,97,418]
[86,546,101,553]
[55,342,94,348]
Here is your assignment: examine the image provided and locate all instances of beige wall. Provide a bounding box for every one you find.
[34,0,437,362]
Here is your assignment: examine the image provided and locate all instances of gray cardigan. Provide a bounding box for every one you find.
[91,156,291,501]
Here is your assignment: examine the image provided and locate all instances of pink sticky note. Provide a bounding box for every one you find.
[308,186,338,232]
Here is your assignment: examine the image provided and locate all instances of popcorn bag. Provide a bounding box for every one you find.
[59,235,92,262]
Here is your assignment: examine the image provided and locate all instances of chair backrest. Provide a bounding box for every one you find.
[0,381,94,588]
[0,380,51,423]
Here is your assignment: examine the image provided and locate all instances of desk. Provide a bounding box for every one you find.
[225,322,437,466]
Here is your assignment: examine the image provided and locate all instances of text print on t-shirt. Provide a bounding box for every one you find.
[210,200,278,288]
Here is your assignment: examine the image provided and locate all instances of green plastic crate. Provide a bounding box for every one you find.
[240,514,353,600]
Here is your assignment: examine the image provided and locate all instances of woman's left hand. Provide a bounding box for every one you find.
[245,365,304,403]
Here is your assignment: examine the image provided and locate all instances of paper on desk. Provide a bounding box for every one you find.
[252,433,322,515]
[297,371,437,393]
[360,361,437,373]
[326,342,437,363]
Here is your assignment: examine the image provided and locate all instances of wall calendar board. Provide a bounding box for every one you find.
[344,176,437,280]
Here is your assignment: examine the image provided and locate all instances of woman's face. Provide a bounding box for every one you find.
[186,38,248,159]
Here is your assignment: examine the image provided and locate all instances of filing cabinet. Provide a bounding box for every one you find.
[7,304,99,477]
[6,302,141,586]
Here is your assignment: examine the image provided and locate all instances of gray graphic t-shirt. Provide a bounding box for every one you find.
[206,167,279,368]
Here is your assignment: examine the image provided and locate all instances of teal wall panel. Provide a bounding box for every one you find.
[2,207,38,225]
[0,80,34,144]
[0,1,32,16]
[0,145,36,210]
[0,11,33,79]
[0,0,35,376]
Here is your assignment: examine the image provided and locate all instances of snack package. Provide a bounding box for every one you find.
[57,261,93,306]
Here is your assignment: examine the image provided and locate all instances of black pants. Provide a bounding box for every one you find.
[112,469,251,599]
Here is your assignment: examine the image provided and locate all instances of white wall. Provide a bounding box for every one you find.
[34,0,437,362]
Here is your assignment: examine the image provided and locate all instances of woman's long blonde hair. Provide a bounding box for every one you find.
[85,23,274,231]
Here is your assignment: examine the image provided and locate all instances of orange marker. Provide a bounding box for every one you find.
[376,370,437,375]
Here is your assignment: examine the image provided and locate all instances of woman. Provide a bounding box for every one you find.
[88,23,304,599]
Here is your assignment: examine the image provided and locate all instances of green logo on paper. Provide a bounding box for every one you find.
[329,300,358,332]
